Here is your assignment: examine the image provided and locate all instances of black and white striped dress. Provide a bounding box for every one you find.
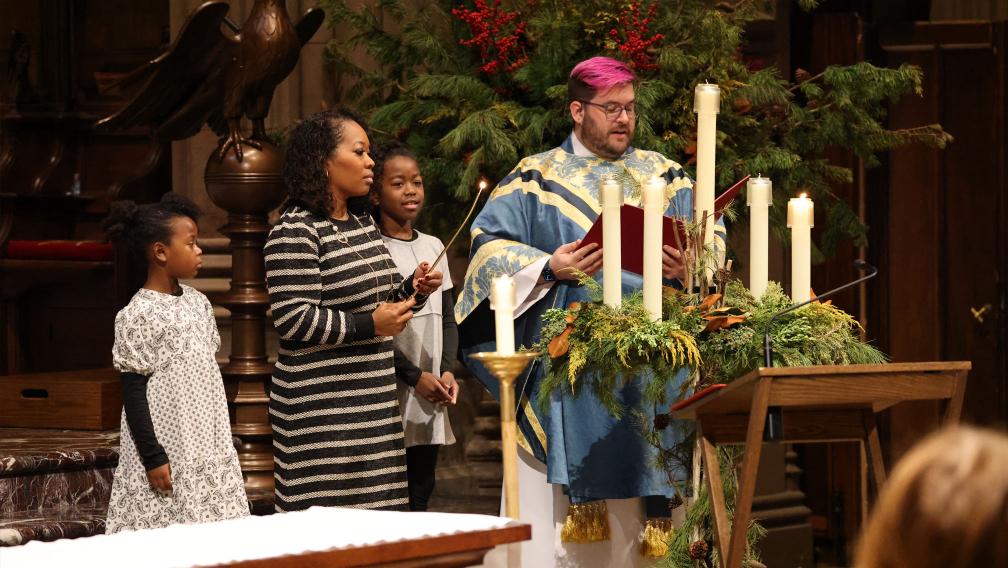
[265,206,409,512]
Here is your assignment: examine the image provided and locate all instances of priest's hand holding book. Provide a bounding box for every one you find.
[545,238,686,283]
[662,246,686,281]
[542,240,602,282]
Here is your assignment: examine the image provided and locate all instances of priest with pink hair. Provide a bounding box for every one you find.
[458,56,726,567]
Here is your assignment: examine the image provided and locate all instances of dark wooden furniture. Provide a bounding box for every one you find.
[1,1,172,375]
[671,362,970,568]
[874,21,1008,447]
[0,367,120,430]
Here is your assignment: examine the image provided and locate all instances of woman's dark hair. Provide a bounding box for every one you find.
[281,108,369,219]
[102,192,201,264]
[368,142,419,223]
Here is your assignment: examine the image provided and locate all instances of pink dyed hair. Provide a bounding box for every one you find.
[568,57,636,101]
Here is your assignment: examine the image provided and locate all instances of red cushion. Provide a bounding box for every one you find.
[5,240,114,261]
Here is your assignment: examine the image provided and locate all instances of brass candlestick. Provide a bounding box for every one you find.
[470,351,539,519]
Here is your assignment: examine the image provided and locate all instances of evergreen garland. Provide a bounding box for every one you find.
[322,0,950,255]
[531,275,702,418]
[699,280,887,385]
[531,277,886,566]
[320,3,911,564]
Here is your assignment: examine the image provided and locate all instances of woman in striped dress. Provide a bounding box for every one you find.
[264,109,442,512]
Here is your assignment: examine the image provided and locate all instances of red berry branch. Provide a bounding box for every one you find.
[452,0,530,75]
[609,1,663,71]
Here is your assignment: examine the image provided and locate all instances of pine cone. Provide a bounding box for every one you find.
[688,539,710,560]
[653,413,670,430]
[669,493,683,509]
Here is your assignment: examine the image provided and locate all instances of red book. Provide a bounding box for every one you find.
[579,205,687,275]
[578,176,749,275]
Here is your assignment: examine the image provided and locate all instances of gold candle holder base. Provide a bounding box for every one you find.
[470,351,539,519]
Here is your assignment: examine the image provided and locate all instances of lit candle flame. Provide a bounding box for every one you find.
[799,192,808,199]
[478,180,488,191]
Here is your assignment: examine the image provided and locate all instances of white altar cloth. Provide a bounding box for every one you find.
[0,507,518,568]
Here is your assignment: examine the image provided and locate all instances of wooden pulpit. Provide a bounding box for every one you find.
[671,362,970,568]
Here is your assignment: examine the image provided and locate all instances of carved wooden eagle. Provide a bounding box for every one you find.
[97,0,324,161]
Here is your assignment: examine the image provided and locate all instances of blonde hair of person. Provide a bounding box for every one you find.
[854,425,1008,568]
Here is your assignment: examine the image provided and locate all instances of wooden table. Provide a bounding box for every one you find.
[671,362,970,568]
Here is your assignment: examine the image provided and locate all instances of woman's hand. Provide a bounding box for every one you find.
[439,371,459,405]
[373,297,416,336]
[549,240,603,281]
[147,462,172,494]
[413,262,443,295]
[415,372,451,404]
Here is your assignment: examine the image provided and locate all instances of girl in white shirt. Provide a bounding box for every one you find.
[370,145,459,511]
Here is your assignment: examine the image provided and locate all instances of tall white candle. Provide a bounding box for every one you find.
[694,83,720,247]
[600,178,623,307]
[747,176,773,298]
[787,194,814,303]
[491,275,516,355]
[642,177,665,321]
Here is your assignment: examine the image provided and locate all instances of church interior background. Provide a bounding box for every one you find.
[1,0,1006,566]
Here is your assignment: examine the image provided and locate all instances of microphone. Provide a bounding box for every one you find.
[760,260,878,442]
[763,259,878,368]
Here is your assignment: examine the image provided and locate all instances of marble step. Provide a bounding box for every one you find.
[0,504,106,546]
[0,429,119,478]
[0,429,120,547]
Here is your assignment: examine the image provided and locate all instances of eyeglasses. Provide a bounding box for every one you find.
[578,100,636,120]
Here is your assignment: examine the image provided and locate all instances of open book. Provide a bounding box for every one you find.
[578,175,748,275]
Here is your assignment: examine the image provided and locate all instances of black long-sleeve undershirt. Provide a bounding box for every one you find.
[440,288,459,373]
[119,372,169,471]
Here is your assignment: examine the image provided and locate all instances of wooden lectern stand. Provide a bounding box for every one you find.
[671,362,970,568]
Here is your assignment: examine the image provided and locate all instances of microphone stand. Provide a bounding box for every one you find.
[761,260,879,441]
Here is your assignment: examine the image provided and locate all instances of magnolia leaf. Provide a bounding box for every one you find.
[702,306,746,319]
[688,293,721,314]
[809,288,833,306]
[702,314,748,334]
[548,326,573,358]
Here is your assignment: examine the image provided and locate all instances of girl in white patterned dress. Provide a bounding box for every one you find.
[102,193,248,533]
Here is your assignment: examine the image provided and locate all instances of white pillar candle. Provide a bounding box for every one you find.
[600,178,623,307]
[787,194,814,303]
[490,275,516,355]
[747,176,773,299]
[694,83,720,247]
[642,177,665,321]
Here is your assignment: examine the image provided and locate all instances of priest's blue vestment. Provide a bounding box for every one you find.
[456,135,726,504]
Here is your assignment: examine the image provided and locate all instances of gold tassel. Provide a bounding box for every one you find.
[640,518,675,558]
[560,501,610,543]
